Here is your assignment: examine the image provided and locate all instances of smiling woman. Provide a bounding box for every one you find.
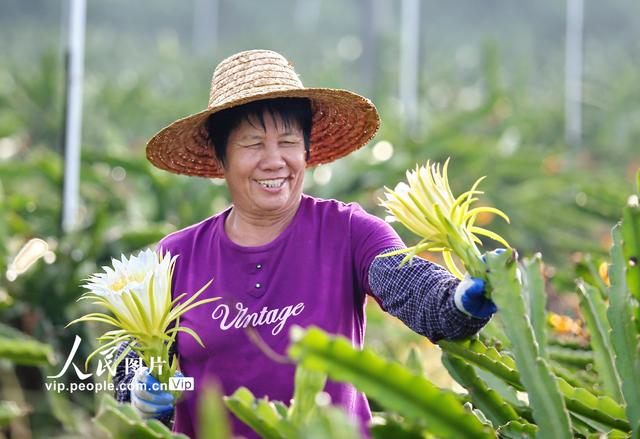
[116,49,499,439]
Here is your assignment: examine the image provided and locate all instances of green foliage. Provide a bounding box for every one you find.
[403,346,425,377]
[1,50,63,144]
[547,345,594,368]
[0,400,26,428]
[224,387,286,439]
[496,420,538,438]
[94,394,188,439]
[608,226,640,437]
[441,353,520,426]
[522,254,548,358]
[576,281,623,402]
[288,326,495,439]
[369,414,427,439]
[276,299,635,439]
[576,255,610,298]
[0,322,54,365]
[621,175,640,301]
[223,366,362,439]
[282,317,635,437]
[555,378,629,431]
[486,248,573,438]
[550,363,600,397]
[302,404,364,439]
[441,336,630,431]
[288,363,327,426]
[435,179,640,438]
[0,12,638,437]
[0,335,54,366]
[439,338,522,390]
[197,383,233,439]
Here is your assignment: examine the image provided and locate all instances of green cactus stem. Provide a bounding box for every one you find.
[486,248,572,439]
[440,336,631,431]
[224,387,295,439]
[288,326,496,439]
[522,254,548,359]
[577,281,623,403]
[607,226,640,438]
[442,352,521,426]
[621,175,640,301]
[94,394,188,439]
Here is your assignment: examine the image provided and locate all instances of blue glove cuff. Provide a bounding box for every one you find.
[454,274,479,317]
[454,274,497,319]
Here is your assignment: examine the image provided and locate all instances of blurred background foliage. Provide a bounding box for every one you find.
[0,0,639,437]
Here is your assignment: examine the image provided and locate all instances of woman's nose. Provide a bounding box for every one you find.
[260,141,285,170]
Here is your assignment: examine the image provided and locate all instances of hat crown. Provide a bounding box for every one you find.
[208,49,304,108]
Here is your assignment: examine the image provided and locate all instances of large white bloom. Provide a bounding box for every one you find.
[69,248,218,384]
[81,249,168,324]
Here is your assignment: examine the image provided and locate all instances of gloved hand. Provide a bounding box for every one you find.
[454,274,496,318]
[131,366,181,419]
[453,249,506,318]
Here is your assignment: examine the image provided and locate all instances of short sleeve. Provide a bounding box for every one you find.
[350,204,405,295]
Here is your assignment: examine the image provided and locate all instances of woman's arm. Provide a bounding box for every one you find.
[367,247,490,343]
[113,341,141,403]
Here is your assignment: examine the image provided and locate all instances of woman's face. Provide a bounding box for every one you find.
[223,111,306,216]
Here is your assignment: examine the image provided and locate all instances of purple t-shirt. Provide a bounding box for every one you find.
[157,194,403,438]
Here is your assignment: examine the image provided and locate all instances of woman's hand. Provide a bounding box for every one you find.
[453,275,497,318]
[453,249,508,318]
[131,366,181,419]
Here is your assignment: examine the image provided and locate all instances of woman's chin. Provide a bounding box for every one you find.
[251,191,294,213]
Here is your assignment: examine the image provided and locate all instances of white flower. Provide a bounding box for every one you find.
[68,248,218,384]
[81,249,165,324]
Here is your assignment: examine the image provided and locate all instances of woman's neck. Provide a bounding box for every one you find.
[224,199,301,247]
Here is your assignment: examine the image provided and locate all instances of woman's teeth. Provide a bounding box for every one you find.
[256,178,286,188]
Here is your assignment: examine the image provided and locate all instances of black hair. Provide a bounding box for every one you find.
[205,97,313,167]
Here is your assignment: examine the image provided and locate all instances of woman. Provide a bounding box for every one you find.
[115,49,496,438]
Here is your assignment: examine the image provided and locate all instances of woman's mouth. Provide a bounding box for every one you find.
[254,177,288,190]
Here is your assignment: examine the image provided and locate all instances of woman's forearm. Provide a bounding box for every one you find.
[368,248,490,343]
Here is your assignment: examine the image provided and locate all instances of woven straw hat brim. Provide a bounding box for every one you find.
[146,87,380,178]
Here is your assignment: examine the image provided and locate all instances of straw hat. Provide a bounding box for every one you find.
[146,49,380,178]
